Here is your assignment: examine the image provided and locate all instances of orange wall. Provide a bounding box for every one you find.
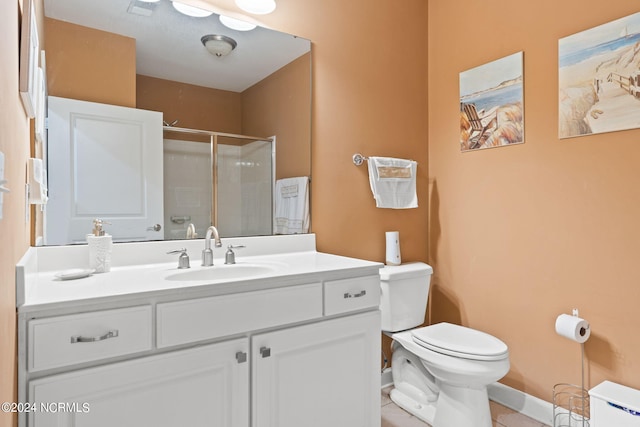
[136,75,243,134]
[252,0,430,262]
[1,1,34,426]
[429,0,640,400]
[242,53,312,180]
[45,18,136,107]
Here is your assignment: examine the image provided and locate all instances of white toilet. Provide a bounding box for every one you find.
[380,262,510,427]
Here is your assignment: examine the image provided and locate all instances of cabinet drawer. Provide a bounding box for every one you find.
[157,283,323,348]
[28,306,152,372]
[324,275,380,316]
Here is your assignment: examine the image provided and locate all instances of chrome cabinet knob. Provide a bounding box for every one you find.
[147,224,162,231]
[260,347,271,358]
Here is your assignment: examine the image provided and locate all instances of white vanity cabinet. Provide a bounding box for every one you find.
[28,338,250,427]
[252,311,380,427]
[19,270,382,427]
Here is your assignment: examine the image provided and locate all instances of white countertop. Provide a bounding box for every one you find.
[17,234,382,313]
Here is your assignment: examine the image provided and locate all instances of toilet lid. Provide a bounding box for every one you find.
[411,323,509,361]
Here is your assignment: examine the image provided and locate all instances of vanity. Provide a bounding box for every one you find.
[16,235,382,427]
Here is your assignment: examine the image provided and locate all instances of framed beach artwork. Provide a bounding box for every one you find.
[559,12,640,138]
[459,51,524,152]
[19,0,39,118]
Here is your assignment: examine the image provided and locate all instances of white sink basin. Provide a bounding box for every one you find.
[165,263,279,282]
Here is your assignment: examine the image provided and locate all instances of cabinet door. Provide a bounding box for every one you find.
[29,339,249,427]
[252,311,381,427]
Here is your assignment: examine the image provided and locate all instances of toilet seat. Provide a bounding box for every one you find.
[411,322,508,361]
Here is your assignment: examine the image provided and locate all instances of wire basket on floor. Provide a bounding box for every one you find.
[553,383,590,427]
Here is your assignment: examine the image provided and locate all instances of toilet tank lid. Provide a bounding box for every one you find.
[380,262,433,281]
[589,381,640,412]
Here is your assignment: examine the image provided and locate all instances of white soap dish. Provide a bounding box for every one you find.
[55,269,95,280]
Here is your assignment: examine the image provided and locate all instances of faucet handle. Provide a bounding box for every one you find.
[225,245,245,265]
[167,248,190,269]
[167,248,187,255]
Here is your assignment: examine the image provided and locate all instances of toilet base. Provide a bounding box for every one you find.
[390,383,493,427]
[433,382,492,427]
[390,387,436,425]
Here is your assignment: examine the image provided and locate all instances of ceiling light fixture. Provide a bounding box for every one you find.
[172,1,213,17]
[201,34,238,57]
[219,15,257,31]
[235,0,276,15]
[127,0,156,16]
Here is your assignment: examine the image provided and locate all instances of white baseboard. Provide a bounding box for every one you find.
[487,382,554,426]
[381,368,393,388]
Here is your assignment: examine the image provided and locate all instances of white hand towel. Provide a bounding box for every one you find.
[367,157,418,209]
[274,176,310,234]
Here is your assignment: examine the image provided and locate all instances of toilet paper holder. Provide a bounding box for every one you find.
[553,383,590,427]
[553,308,590,427]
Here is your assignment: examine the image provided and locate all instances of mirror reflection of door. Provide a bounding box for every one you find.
[46,96,164,245]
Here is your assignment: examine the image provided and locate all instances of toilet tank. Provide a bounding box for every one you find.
[379,262,433,332]
[590,381,640,427]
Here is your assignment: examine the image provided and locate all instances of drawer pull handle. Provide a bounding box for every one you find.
[236,351,247,364]
[260,347,271,358]
[71,330,119,343]
[344,290,367,299]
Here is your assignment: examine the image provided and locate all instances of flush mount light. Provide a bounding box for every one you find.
[172,1,213,17]
[219,15,257,31]
[127,0,156,16]
[201,34,238,57]
[235,0,276,15]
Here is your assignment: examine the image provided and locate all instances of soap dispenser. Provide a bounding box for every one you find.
[87,218,112,273]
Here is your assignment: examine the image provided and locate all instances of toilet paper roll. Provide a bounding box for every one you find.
[555,313,590,343]
[385,231,401,265]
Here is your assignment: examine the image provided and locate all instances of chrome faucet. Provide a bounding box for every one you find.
[186,223,197,239]
[202,226,222,266]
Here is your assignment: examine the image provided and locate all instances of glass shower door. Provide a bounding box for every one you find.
[216,136,274,237]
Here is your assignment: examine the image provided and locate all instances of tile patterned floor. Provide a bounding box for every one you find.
[381,387,551,427]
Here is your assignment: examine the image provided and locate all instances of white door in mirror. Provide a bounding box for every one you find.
[46,96,164,245]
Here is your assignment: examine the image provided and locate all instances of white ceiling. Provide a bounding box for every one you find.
[43,0,311,92]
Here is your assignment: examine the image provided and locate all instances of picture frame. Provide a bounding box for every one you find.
[459,52,524,152]
[558,12,640,138]
[19,0,40,118]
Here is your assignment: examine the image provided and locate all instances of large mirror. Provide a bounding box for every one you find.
[41,0,311,245]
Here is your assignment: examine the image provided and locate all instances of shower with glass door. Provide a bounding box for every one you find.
[163,127,274,239]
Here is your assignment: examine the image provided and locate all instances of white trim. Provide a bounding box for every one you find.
[487,382,554,426]
[163,138,210,154]
[381,368,393,389]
